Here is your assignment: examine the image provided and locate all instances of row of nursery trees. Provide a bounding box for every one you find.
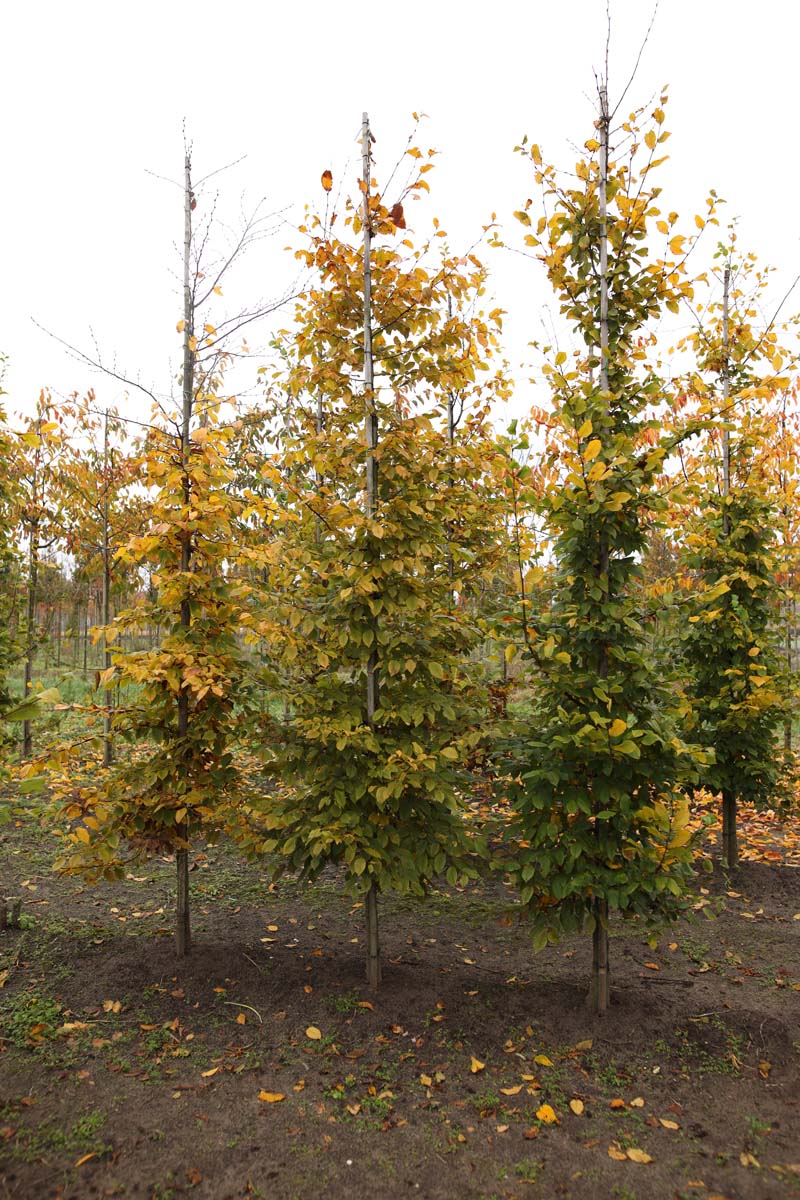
[1,87,798,1014]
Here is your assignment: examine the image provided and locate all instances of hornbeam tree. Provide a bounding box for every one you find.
[244,118,510,987]
[506,87,712,1013]
[673,246,797,867]
[52,151,280,955]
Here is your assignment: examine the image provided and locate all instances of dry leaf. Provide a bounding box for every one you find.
[470,1056,485,1073]
[626,1147,653,1164]
[659,1118,680,1130]
[293,1080,305,1092]
[259,1091,285,1103]
[236,1013,247,1025]
[321,170,333,192]
[630,1097,645,1108]
[500,1085,523,1096]
[346,1103,361,1115]
[74,1152,98,1167]
[574,1039,593,1051]
[610,1098,626,1110]
[569,1099,585,1115]
[534,1054,554,1067]
[201,1067,220,1078]
[186,1167,203,1186]
[358,1001,374,1011]
[523,1126,539,1140]
[536,1104,558,1124]
[305,1026,322,1040]
[420,1074,433,1087]
[608,1145,627,1161]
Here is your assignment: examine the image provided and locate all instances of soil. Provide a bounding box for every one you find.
[1,810,799,1200]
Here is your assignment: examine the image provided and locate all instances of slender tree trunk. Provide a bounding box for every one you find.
[722,789,738,870]
[366,882,381,989]
[102,411,114,767]
[589,84,611,1016]
[719,267,739,868]
[22,524,38,760]
[362,112,381,989]
[175,151,195,959]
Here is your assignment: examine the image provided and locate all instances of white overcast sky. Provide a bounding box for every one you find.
[2,0,798,429]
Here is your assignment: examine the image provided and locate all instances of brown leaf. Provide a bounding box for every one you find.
[321,170,333,192]
[389,202,406,229]
[186,1167,203,1186]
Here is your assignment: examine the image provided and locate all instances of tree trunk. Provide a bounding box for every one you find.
[722,790,738,870]
[102,410,114,767]
[22,522,38,760]
[590,898,610,1013]
[175,150,195,958]
[361,113,382,988]
[587,84,612,1016]
[366,882,381,990]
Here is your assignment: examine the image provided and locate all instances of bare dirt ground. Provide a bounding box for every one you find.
[1,807,799,1200]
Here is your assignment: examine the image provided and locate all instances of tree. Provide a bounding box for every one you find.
[506,87,711,1013]
[52,150,285,956]
[674,246,797,867]
[243,119,509,987]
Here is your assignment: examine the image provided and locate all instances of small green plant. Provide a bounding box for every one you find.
[514,1157,542,1183]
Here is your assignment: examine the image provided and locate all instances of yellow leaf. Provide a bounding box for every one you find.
[470,1056,485,1073]
[346,1103,361,1115]
[578,419,593,438]
[608,1145,627,1161]
[695,214,705,230]
[236,1013,247,1025]
[321,169,333,192]
[74,1152,98,1167]
[626,1148,653,1164]
[533,1055,554,1067]
[201,1068,219,1078]
[176,320,186,333]
[574,1039,593,1051]
[630,1097,645,1108]
[645,130,656,150]
[569,1098,585,1115]
[293,1080,305,1091]
[536,1104,558,1124]
[496,1124,509,1133]
[659,1118,679,1130]
[669,235,685,256]
[584,438,602,462]
[609,719,627,738]
[305,1026,322,1040]
[500,1085,523,1096]
[259,1091,285,1103]
[420,1073,433,1087]
[75,826,90,844]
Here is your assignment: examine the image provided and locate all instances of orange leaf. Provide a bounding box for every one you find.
[536,1104,559,1124]
[259,1091,285,1103]
[321,170,333,192]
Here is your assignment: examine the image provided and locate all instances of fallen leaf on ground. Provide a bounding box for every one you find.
[500,1085,523,1096]
[569,1099,585,1115]
[470,1056,485,1073]
[630,1097,645,1108]
[608,1145,627,1161]
[420,1074,433,1087]
[659,1118,679,1130]
[534,1054,554,1067]
[259,1091,285,1103]
[306,1026,322,1040]
[201,1068,219,1078]
[536,1104,558,1124]
[627,1147,653,1163]
[74,1152,98,1167]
